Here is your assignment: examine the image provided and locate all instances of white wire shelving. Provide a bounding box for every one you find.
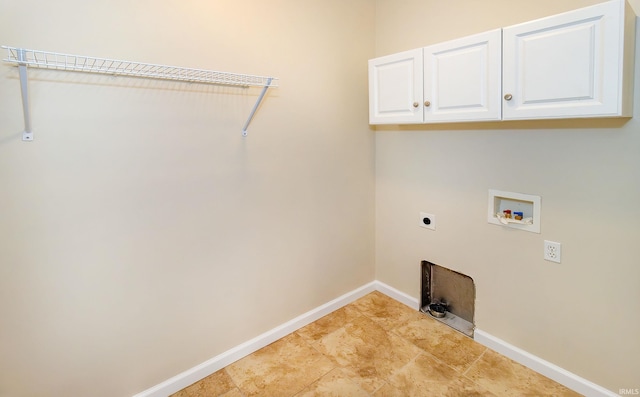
[2,46,278,140]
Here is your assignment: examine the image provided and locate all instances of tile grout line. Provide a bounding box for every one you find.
[458,353,491,397]
[462,346,488,377]
[388,314,479,379]
[292,306,371,397]
[295,331,339,397]
[222,367,246,397]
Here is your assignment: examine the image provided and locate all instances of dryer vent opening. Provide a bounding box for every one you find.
[420,260,475,337]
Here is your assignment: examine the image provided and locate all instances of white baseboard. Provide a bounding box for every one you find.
[474,329,618,397]
[132,281,377,397]
[133,280,614,397]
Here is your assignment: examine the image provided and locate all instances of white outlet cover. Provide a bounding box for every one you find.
[544,240,561,263]
[419,212,436,230]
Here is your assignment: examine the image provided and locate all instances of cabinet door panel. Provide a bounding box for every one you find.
[369,49,423,124]
[423,29,502,122]
[503,0,624,119]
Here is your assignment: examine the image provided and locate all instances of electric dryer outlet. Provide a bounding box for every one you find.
[419,212,436,231]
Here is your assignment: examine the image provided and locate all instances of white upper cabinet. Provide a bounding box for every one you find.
[368,48,423,124]
[369,30,501,124]
[368,0,635,125]
[423,29,502,122]
[502,0,635,120]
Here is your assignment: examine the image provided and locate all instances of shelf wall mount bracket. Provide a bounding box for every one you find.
[16,48,33,141]
[242,77,273,137]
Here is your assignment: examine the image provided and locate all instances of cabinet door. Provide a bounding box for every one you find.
[423,29,502,122]
[502,0,627,120]
[368,49,423,124]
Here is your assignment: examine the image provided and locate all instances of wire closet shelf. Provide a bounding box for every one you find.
[2,46,278,140]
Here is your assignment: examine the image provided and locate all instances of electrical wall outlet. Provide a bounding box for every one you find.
[544,240,561,263]
[419,212,436,231]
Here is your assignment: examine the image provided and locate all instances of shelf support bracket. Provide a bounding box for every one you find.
[16,49,33,141]
[242,77,273,137]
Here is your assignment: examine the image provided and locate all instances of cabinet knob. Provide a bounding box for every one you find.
[504,94,513,101]
[412,102,419,108]
[424,100,431,107]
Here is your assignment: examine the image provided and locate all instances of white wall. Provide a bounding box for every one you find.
[0,1,375,396]
[375,0,640,392]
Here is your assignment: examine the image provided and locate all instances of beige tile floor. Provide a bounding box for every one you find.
[171,291,582,397]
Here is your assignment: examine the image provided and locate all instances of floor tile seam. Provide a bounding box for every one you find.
[355,312,405,335]
[395,349,424,376]
[458,347,497,395]
[386,327,439,362]
[462,346,488,377]
[306,332,361,373]
[385,326,446,365]
[388,315,492,373]
[386,326,414,343]
[374,350,470,395]
[369,379,389,396]
[348,306,379,323]
[230,363,336,397]
[226,386,248,397]
[299,363,377,397]
[380,317,464,380]
[331,367,377,397]
[457,358,502,397]
[223,368,250,397]
[224,351,335,397]
[298,306,362,339]
[305,335,341,370]
[302,313,365,352]
[287,365,338,397]
[297,333,349,396]
[365,348,423,394]
[411,344,478,381]
[304,342,394,396]
[271,331,336,365]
